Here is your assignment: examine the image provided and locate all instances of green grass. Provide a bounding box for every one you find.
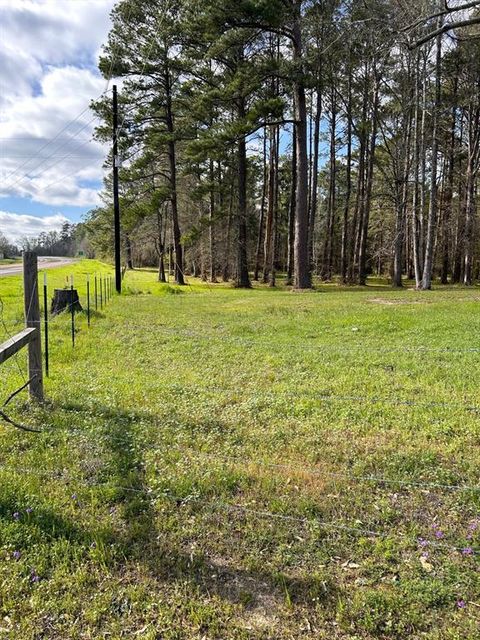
[0,258,21,265]
[0,260,479,638]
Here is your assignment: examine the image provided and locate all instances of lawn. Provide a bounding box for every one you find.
[0,260,479,639]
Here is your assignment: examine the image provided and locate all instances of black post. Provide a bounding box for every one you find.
[100,275,103,309]
[113,85,122,294]
[43,272,49,377]
[70,275,75,347]
[87,274,91,328]
[94,274,98,310]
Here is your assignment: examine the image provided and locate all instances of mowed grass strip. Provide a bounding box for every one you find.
[0,262,479,638]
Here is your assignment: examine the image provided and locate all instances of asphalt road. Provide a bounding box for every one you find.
[0,257,76,276]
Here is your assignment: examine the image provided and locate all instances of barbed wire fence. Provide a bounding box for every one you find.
[1,259,480,588]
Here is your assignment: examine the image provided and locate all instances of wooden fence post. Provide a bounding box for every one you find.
[23,252,44,402]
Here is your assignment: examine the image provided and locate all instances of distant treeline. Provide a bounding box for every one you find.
[2,222,90,258]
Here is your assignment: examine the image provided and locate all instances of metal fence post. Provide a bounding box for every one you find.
[70,275,75,347]
[87,274,91,327]
[43,272,49,377]
[23,252,44,401]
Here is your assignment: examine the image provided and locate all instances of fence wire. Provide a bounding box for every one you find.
[0,462,476,555]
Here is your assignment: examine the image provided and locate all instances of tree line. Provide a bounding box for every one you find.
[87,0,480,289]
[3,222,85,258]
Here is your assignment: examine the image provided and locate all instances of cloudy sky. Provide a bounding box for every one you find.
[0,0,116,243]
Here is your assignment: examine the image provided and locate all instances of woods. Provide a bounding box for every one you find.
[85,0,480,289]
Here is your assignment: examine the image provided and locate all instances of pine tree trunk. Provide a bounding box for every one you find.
[358,69,380,286]
[209,158,217,282]
[165,62,184,286]
[254,130,268,280]
[309,84,322,272]
[420,28,442,290]
[441,78,457,284]
[235,96,251,288]
[322,87,336,280]
[292,4,311,289]
[286,126,297,285]
[263,126,276,283]
[393,72,413,288]
[341,68,352,284]
[125,233,133,270]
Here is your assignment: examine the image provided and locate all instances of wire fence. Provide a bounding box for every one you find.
[0,460,477,556]
[1,267,480,567]
[0,269,115,383]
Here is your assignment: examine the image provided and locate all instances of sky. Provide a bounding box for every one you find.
[0,0,116,244]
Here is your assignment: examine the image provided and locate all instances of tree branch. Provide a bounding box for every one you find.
[403,0,480,32]
[410,15,480,48]
[0,410,40,433]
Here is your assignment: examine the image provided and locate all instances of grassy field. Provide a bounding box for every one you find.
[0,260,479,639]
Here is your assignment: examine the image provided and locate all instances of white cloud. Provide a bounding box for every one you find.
[0,0,115,208]
[0,210,71,243]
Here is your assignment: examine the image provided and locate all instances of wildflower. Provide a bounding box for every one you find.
[71,493,78,501]
[434,530,444,539]
[12,551,21,561]
[25,507,33,514]
[421,551,429,559]
[30,571,40,583]
[418,538,429,548]
[456,599,466,609]
[13,512,20,521]
[462,547,474,556]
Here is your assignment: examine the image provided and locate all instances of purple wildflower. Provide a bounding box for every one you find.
[421,551,429,559]
[434,530,444,540]
[12,551,21,561]
[462,547,474,556]
[30,571,40,583]
[13,512,20,521]
[71,493,78,501]
[418,538,429,548]
[456,599,466,609]
[25,507,33,514]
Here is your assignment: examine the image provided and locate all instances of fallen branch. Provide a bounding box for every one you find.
[3,376,36,408]
[0,376,41,433]
[0,409,41,433]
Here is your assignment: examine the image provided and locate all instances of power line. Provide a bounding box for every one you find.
[1,105,95,187]
[3,114,101,193]
[0,0,135,191]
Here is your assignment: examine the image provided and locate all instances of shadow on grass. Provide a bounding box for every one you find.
[56,400,337,611]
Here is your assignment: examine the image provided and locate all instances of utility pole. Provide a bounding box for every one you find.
[112,84,121,293]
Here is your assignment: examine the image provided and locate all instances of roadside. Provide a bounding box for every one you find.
[0,256,76,276]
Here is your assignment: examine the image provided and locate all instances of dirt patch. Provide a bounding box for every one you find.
[207,555,282,630]
[367,297,432,305]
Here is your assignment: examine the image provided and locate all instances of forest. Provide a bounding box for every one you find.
[85,0,480,290]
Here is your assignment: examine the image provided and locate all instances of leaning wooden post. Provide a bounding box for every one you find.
[23,252,44,402]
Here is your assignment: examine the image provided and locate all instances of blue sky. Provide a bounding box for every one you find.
[0,0,115,244]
